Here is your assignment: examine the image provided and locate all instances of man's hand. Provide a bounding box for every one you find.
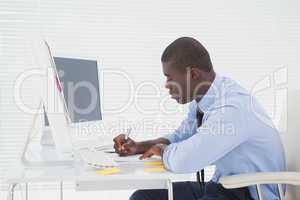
[113,134,139,156]
[139,144,167,160]
[113,135,170,157]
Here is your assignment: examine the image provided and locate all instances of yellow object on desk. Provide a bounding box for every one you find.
[144,166,166,173]
[96,167,121,175]
[144,161,164,166]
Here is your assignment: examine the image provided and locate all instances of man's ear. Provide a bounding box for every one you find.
[190,67,202,80]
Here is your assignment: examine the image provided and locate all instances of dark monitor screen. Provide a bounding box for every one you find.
[51,57,102,123]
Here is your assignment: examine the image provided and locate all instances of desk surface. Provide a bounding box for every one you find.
[6,137,193,192]
[6,161,192,183]
[5,161,194,191]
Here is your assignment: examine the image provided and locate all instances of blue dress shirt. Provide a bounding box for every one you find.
[163,74,286,200]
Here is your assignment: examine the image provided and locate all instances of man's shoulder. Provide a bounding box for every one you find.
[211,76,251,111]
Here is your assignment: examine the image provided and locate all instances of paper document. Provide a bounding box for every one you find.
[78,149,118,168]
[108,153,162,163]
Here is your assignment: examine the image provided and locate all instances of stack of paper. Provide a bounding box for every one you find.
[78,149,118,168]
[110,154,162,163]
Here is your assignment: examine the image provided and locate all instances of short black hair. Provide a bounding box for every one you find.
[161,37,213,72]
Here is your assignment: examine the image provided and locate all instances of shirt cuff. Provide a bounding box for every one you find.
[162,143,173,171]
[162,134,176,144]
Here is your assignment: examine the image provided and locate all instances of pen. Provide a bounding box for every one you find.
[104,150,117,154]
[120,127,132,152]
[125,127,132,141]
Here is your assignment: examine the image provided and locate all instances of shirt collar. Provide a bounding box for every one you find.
[197,73,223,113]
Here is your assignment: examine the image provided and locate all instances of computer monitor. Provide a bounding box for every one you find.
[44,57,102,125]
[53,57,102,123]
[21,41,73,166]
[42,41,73,155]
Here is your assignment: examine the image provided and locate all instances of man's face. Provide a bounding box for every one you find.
[162,62,192,104]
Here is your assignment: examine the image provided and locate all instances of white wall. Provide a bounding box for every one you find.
[1,0,300,199]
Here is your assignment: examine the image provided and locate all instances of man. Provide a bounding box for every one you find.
[113,37,286,200]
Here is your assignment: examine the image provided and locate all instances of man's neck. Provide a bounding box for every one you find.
[195,71,216,103]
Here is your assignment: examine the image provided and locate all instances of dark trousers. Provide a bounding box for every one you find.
[129,181,253,200]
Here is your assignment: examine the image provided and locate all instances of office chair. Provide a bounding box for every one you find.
[219,90,300,200]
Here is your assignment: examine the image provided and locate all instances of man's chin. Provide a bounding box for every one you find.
[171,96,186,104]
[172,96,195,104]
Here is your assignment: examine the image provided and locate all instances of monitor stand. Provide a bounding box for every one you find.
[21,101,74,167]
[40,126,55,146]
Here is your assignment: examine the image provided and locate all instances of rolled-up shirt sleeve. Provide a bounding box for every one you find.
[162,105,249,173]
[163,102,198,143]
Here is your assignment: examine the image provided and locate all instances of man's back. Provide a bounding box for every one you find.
[211,76,286,199]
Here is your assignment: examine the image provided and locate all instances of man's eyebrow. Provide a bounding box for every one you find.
[164,73,170,77]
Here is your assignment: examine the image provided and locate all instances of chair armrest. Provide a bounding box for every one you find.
[219,172,300,189]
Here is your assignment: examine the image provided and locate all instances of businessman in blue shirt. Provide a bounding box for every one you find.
[113,37,286,200]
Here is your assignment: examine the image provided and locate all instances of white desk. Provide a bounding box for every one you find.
[5,160,193,200]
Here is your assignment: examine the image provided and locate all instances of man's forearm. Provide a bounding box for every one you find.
[136,137,170,154]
